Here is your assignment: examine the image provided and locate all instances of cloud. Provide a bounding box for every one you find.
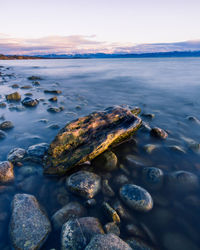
[0,34,200,55]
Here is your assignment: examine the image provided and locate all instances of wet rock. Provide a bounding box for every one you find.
[126,237,154,250]
[102,202,120,223]
[48,96,57,102]
[26,142,49,162]
[0,102,6,108]
[188,141,200,153]
[102,179,115,197]
[113,200,133,220]
[168,145,186,154]
[52,202,85,230]
[120,184,153,212]
[11,84,19,88]
[24,92,33,96]
[125,223,146,238]
[85,233,132,250]
[44,89,62,94]
[66,171,101,199]
[18,165,42,177]
[92,151,118,172]
[44,106,142,175]
[0,130,6,139]
[8,105,25,112]
[141,122,151,132]
[162,232,199,250]
[22,97,39,107]
[187,116,200,124]
[167,170,199,193]
[115,174,129,186]
[126,154,151,167]
[142,167,164,190]
[85,198,97,207]
[27,75,42,80]
[17,175,41,193]
[10,194,51,250]
[47,124,60,129]
[150,127,168,139]
[6,92,21,101]
[47,106,63,113]
[0,161,14,183]
[104,222,120,236]
[142,113,155,119]
[21,85,32,89]
[61,217,104,249]
[144,144,159,154]
[7,148,26,163]
[32,81,40,86]
[0,121,14,130]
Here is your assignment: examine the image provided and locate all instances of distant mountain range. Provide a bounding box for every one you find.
[1,51,200,60]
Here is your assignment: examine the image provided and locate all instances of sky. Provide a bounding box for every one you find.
[1,0,200,55]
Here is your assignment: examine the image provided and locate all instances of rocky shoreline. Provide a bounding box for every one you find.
[0,64,200,249]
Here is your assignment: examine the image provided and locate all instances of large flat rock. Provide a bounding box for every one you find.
[44,106,141,175]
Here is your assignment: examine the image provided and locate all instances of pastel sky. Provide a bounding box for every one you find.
[1,0,200,54]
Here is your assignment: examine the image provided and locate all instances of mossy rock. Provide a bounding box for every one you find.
[44,106,142,175]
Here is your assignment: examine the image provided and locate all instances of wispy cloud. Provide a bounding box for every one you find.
[0,34,200,55]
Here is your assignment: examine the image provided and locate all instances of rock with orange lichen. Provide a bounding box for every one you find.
[44,106,142,175]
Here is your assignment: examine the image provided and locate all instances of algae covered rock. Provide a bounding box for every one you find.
[44,106,142,175]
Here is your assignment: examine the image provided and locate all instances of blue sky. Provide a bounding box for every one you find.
[1,0,200,54]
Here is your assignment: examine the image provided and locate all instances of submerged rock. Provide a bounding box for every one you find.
[44,106,142,175]
[44,89,62,94]
[0,121,14,130]
[22,97,39,107]
[66,171,101,199]
[47,106,63,113]
[27,75,42,80]
[142,167,164,190]
[120,184,153,212]
[6,92,21,101]
[61,217,104,250]
[0,130,6,139]
[126,237,154,250]
[7,148,26,163]
[26,143,49,162]
[92,151,118,171]
[52,202,85,230]
[10,194,51,250]
[85,233,132,250]
[150,127,168,139]
[104,222,120,236]
[0,161,14,183]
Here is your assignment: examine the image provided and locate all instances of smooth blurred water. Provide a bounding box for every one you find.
[0,58,200,249]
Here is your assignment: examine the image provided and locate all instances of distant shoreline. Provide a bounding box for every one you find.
[1,51,200,60]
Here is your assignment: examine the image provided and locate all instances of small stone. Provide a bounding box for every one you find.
[44,89,62,94]
[144,144,159,154]
[187,116,200,124]
[47,124,60,130]
[115,174,129,186]
[168,145,186,154]
[167,170,199,193]
[48,96,57,102]
[102,179,115,197]
[142,167,164,190]
[0,161,14,183]
[141,122,151,132]
[7,148,26,163]
[104,222,120,236]
[22,97,39,107]
[26,142,49,162]
[0,121,14,130]
[92,151,118,172]
[66,171,101,199]
[20,85,32,89]
[102,202,120,223]
[47,107,63,113]
[61,217,104,250]
[85,233,132,250]
[6,92,21,101]
[52,202,85,230]
[126,238,154,250]
[24,92,33,96]
[150,127,168,139]
[0,102,6,108]
[85,199,97,207]
[0,130,6,139]
[125,224,145,238]
[27,75,42,80]
[120,184,153,212]
[142,113,155,119]
[32,81,40,86]
[11,84,19,88]
[10,194,51,250]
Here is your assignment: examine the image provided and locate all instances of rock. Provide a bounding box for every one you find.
[162,232,199,250]
[0,161,14,183]
[6,92,21,101]
[44,89,62,94]
[47,124,60,130]
[120,184,153,212]
[17,175,42,193]
[0,102,6,108]
[66,171,101,199]
[0,130,6,139]
[144,144,159,154]
[52,201,85,230]
[150,127,168,139]
[22,97,39,107]
[32,81,40,86]
[20,85,32,89]
[92,151,118,171]
[115,174,129,186]
[49,96,57,102]
[168,145,186,154]
[104,222,120,236]
[85,233,132,250]
[167,170,199,193]
[125,224,146,238]
[24,92,33,96]
[126,155,151,167]
[187,116,200,124]
[8,105,25,112]
[27,75,42,80]
[102,202,120,223]
[85,199,97,207]
[47,106,63,113]
[61,217,104,249]
[44,106,142,175]
[0,121,14,130]
[113,200,133,220]
[142,167,164,190]
[11,84,19,88]
[126,237,154,250]
[142,113,155,119]
[10,194,51,250]
[102,179,115,197]
[7,148,26,163]
[26,143,49,162]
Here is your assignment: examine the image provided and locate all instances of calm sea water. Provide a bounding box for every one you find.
[0,58,200,249]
